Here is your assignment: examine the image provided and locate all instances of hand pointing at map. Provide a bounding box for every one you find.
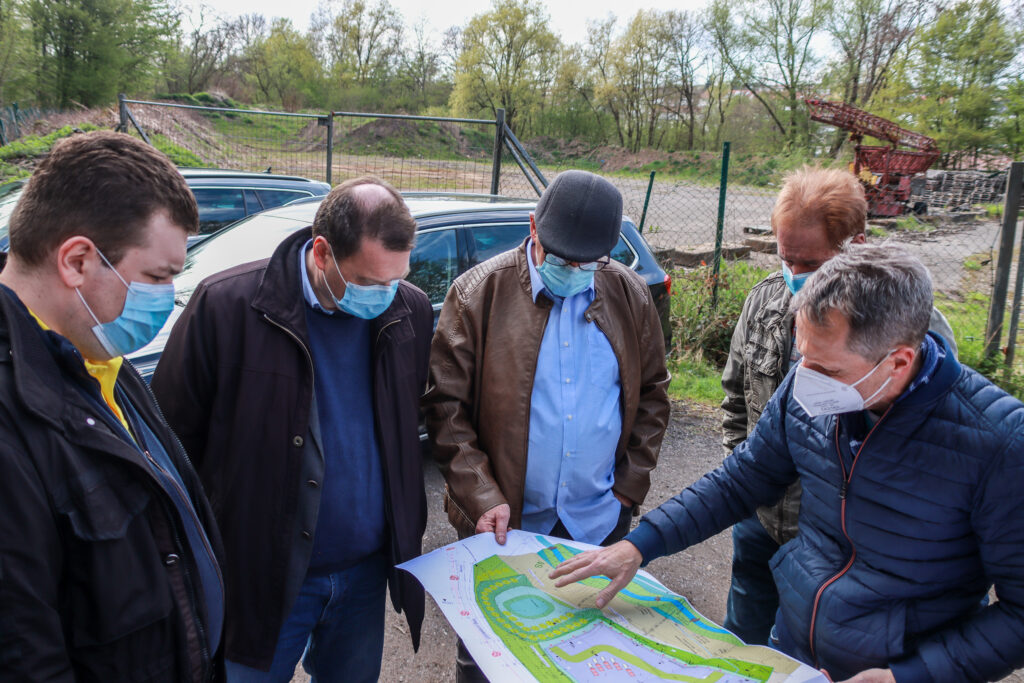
[548,540,644,608]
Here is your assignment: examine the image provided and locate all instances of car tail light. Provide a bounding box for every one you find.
[663,273,672,297]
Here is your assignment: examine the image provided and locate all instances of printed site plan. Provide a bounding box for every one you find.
[399,530,827,682]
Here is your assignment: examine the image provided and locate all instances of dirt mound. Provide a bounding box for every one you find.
[338,117,490,159]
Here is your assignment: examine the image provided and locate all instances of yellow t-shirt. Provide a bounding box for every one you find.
[26,308,131,431]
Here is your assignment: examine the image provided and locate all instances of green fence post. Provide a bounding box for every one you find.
[638,171,655,233]
[711,141,731,309]
[985,161,1024,363]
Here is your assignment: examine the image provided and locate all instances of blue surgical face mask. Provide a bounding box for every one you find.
[76,248,175,358]
[537,260,594,298]
[782,262,813,295]
[322,247,399,320]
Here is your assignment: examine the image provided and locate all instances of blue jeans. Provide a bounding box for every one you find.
[226,553,388,683]
[724,515,780,646]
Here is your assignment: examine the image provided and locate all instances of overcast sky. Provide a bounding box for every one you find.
[182,0,710,46]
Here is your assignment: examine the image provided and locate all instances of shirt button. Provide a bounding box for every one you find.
[86,417,96,426]
[163,553,180,567]
[563,341,569,347]
[561,482,566,487]
[565,451,570,458]
[567,414,573,421]
[292,435,304,447]
[565,378,571,384]
[307,479,319,488]
[301,530,312,540]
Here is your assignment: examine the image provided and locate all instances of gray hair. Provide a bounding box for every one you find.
[790,243,933,360]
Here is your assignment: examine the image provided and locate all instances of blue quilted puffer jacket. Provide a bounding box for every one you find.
[627,334,1024,682]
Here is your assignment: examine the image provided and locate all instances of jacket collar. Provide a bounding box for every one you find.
[251,226,414,343]
[0,286,69,429]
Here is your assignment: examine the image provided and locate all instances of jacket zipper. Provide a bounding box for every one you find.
[373,318,401,566]
[115,363,221,679]
[807,406,893,666]
[144,449,211,680]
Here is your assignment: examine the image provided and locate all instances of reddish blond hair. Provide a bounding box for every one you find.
[770,166,867,248]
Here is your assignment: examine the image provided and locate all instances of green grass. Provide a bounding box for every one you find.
[0,123,102,162]
[894,215,932,232]
[665,260,772,404]
[868,226,890,238]
[668,354,725,405]
[151,134,208,167]
[0,123,103,184]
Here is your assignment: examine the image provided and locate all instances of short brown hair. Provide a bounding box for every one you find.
[771,167,867,249]
[312,176,416,259]
[8,131,198,267]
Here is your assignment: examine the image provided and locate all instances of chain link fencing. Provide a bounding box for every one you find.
[115,96,1022,391]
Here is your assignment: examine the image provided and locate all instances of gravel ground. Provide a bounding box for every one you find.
[290,402,1022,683]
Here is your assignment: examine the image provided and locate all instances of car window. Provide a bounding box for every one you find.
[470,224,529,263]
[192,188,246,234]
[244,190,263,215]
[470,221,636,267]
[255,189,310,210]
[407,228,458,306]
[611,226,638,266]
[0,188,23,245]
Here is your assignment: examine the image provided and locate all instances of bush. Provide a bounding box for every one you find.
[669,260,772,367]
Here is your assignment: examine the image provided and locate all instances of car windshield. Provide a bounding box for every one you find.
[175,214,310,304]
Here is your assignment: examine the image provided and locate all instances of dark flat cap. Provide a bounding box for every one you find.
[535,170,623,262]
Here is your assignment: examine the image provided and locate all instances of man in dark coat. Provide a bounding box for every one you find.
[152,176,432,683]
[0,131,225,682]
[552,244,1024,683]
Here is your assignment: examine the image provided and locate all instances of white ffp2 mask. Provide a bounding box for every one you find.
[792,351,894,417]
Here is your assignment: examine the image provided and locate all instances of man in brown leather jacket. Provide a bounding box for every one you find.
[423,170,670,682]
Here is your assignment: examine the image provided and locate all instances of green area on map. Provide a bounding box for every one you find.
[473,542,780,682]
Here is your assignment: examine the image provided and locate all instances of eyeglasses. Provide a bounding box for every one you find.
[543,253,611,271]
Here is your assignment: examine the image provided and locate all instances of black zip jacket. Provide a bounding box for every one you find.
[151,228,431,670]
[0,286,225,682]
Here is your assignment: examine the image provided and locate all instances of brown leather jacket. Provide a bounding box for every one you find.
[423,240,671,537]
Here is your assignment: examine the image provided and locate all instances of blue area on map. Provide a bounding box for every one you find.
[535,536,731,636]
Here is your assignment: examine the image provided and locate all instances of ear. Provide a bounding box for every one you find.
[529,214,538,241]
[890,344,918,379]
[851,232,867,245]
[55,237,99,289]
[311,236,332,272]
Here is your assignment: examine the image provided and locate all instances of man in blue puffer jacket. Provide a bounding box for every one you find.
[551,244,1024,683]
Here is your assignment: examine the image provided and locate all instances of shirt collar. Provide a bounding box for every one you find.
[300,239,333,314]
[525,238,595,303]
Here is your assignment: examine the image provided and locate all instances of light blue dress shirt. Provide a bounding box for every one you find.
[300,239,333,312]
[521,239,623,544]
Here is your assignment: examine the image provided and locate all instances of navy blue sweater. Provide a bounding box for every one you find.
[305,306,386,574]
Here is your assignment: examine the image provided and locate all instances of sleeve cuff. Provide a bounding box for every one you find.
[625,520,666,567]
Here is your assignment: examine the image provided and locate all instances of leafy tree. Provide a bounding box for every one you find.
[0,0,34,104]
[244,18,322,110]
[450,0,559,132]
[311,0,404,88]
[163,6,236,94]
[25,0,176,106]
[878,0,1019,167]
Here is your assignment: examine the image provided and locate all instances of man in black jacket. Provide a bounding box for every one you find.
[152,177,432,682]
[0,131,225,682]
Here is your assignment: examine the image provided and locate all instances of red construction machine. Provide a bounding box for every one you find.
[804,98,940,216]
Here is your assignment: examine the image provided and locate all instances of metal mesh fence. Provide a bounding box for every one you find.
[330,113,496,193]
[121,99,329,179]
[115,97,1019,384]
